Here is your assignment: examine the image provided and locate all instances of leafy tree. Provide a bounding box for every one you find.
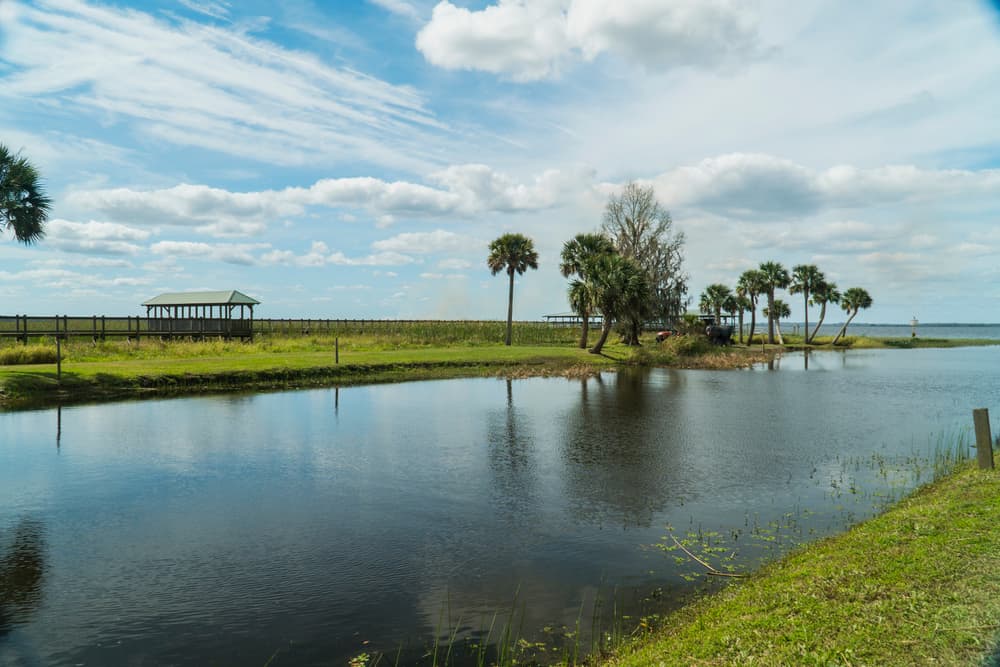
[831,287,873,345]
[763,298,791,345]
[1,144,50,245]
[790,264,825,344]
[601,182,687,345]
[487,233,539,346]
[809,280,841,343]
[736,269,766,345]
[560,233,616,348]
[587,253,650,355]
[698,283,732,325]
[758,261,790,344]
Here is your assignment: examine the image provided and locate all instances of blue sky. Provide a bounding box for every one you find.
[1,0,999,322]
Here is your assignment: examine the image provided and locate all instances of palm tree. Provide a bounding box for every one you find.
[789,264,825,344]
[736,269,766,345]
[487,233,539,346]
[758,261,790,344]
[831,287,873,345]
[809,281,841,343]
[1,144,50,244]
[560,233,616,348]
[763,299,791,345]
[698,283,732,325]
[731,293,752,344]
[587,254,650,355]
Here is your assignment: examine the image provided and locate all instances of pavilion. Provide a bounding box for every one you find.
[142,290,260,339]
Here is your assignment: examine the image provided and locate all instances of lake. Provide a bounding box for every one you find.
[2,347,999,665]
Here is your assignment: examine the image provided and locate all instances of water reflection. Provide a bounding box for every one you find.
[487,378,538,516]
[561,370,687,528]
[0,519,46,637]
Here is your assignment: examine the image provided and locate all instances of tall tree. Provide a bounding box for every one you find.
[601,182,687,345]
[758,261,790,344]
[831,287,873,345]
[587,254,650,355]
[789,264,824,344]
[698,283,732,325]
[560,233,616,348]
[736,269,766,345]
[731,293,752,344]
[763,298,791,345]
[487,233,539,346]
[809,281,841,343]
[1,144,50,245]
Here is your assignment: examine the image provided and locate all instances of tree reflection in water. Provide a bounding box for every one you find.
[0,519,46,637]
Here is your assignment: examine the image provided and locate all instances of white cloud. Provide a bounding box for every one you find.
[178,0,232,21]
[328,251,415,266]
[70,164,592,233]
[419,272,465,280]
[46,218,151,255]
[150,240,266,265]
[437,258,472,270]
[648,154,1000,218]
[372,229,480,254]
[368,0,421,21]
[3,0,447,170]
[416,0,762,81]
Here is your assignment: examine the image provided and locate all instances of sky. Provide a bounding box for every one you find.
[1,0,999,323]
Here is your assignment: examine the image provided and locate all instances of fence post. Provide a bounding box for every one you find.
[101,315,106,341]
[56,337,62,383]
[335,337,339,364]
[973,408,995,470]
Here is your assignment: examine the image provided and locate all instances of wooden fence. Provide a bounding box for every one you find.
[0,315,570,342]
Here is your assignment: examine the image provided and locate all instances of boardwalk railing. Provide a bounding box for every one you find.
[0,315,253,341]
[0,316,574,344]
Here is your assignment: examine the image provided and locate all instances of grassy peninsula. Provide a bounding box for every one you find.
[0,326,773,408]
[599,453,1000,667]
[1,322,997,409]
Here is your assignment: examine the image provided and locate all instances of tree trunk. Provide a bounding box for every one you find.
[505,268,514,346]
[747,300,757,345]
[578,309,590,349]
[767,289,775,344]
[775,319,784,345]
[737,309,744,344]
[802,289,811,344]
[589,318,614,354]
[810,302,827,343]
[831,309,858,345]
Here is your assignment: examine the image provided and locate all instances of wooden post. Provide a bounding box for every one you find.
[335,337,339,364]
[973,408,995,470]
[56,337,62,383]
[101,315,106,341]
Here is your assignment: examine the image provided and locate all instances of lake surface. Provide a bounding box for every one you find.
[2,347,999,665]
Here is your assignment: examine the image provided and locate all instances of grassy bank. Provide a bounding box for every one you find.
[780,334,1000,349]
[599,453,1000,667]
[2,326,993,409]
[0,332,771,408]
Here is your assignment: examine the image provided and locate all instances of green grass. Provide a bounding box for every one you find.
[597,453,1000,667]
[781,334,1000,349]
[0,334,630,408]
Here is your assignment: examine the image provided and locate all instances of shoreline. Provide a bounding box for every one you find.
[1,335,997,411]
[595,452,1000,666]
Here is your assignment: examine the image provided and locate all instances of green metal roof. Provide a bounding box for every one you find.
[142,290,260,306]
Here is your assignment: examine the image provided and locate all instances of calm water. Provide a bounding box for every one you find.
[2,347,999,665]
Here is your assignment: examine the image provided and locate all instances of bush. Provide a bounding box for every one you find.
[0,345,59,365]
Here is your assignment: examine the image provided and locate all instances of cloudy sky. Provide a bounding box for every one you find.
[2,0,999,322]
